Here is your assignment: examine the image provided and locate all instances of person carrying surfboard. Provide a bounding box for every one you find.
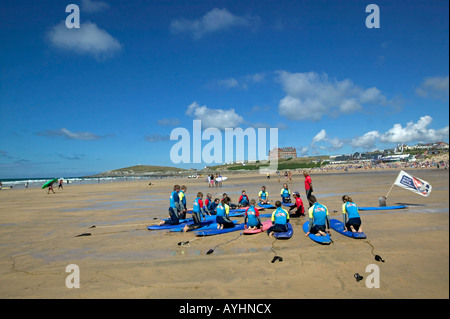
[305,195,331,237]
[244,199,262,230]
[47,181,56,194]
[280,184,291,203]
[267,201,290,237]
[341,195,363,233]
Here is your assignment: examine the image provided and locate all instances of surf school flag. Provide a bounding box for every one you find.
[394,170,432,197]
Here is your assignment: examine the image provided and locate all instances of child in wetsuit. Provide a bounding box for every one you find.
[216,197,235,229]
[159,185,182,226]
[183,192,206,232]
[238,190,250,207]
[289,192,305,217]
[305,195,331,237]
[244,199,262,230]
[280,184,291,203]
[267,201,290,237]
[341,195,363,233]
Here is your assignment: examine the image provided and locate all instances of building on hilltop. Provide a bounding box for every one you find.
[268,147,297,160]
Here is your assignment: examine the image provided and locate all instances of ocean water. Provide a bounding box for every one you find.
[0,176,167,190]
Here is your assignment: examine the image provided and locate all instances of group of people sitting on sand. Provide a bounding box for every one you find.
[159,182,363,238]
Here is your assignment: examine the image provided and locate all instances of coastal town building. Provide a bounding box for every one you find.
[268,147,297,160]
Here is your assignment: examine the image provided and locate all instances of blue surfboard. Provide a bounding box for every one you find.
[273,223,293,239]
[258,204,276,209]
[302,221,331,245]
[282,202,295,207]
[194,223,245,236]
[169,220,238,232]
[358,205,406,211]
[329,219,366,239]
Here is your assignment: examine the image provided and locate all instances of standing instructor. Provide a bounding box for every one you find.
[303,171,313,207]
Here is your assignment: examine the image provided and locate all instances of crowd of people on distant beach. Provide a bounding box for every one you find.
[310,157,449,172]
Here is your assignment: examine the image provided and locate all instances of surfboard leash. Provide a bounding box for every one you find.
[177,234,205,247]
[270,238,283,263]
[364,240,385,262]
[206,231,244,255]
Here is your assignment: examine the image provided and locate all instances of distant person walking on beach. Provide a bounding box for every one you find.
[47,181,56,194]
[58,179,64,189]
[303,171,313,207]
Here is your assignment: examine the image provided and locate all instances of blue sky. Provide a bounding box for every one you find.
[0,0,448,178]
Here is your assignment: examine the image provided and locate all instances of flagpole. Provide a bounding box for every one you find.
[385,182,396,199]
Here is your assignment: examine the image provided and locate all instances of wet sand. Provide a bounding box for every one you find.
[0,168,448,299]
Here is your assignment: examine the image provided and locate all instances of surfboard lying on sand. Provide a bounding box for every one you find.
[273,223,293,239]
[258,204,275,209]
[281,202,295,207]
[194,223,245,236]
[329,219,366,239]
[169,220,238,232]
[243,220,272,234]
[358,205,406,211]
[302,221,331,245]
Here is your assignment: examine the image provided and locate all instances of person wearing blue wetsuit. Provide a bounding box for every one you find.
[305,195,331,237]
[159,185,182,225]
[341,195,363,233]
[258,186,269,204]
[179,185,188,219]
[183,192,207,232]
[216,197,235,229]
[244,199,262,230]
[280,184,291,203]
[238,190,250,207]
[268,201,290,237]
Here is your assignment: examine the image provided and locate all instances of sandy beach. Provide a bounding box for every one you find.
[0,168,448,299]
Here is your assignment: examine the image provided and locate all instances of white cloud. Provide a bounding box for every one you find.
[157,118,181,126]
[145,134,170,142]
[170,8,259,39]
[47,21,121,60]
[218,77,240,88]
[37,128,104,140]
[81,0,110,13]
[415,75,449,101]
[277,71,387,121]
[185,101,244,129]
[380,115,449,143]
[312,129,327,144]
[351,131,380,150]
[214,72,266,90]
